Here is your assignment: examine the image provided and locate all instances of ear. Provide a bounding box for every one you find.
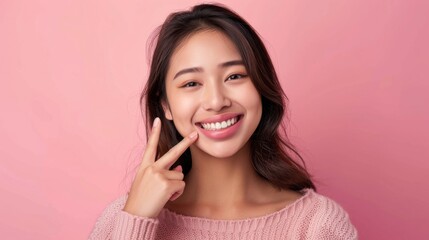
[162,101,173,120]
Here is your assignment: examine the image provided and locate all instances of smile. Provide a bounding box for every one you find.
[200,116,239,131]
[196,114,243,140]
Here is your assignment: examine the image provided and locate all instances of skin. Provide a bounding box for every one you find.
[163,29,262,160]
[124,30,301,220]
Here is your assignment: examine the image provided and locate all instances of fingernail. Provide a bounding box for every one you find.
[189,131,198,139]
[153,117,160,128]
[174,165,183,172]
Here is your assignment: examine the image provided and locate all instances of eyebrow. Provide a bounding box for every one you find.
[173,60,244,80]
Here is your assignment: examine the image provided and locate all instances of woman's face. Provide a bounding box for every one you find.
[164,30,262,158]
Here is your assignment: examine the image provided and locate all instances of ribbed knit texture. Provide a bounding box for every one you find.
[89,189,357,239]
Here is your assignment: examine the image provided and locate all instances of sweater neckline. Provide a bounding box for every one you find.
[159,188,314,232]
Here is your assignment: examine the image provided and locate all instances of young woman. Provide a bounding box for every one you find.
[89,4,357,239]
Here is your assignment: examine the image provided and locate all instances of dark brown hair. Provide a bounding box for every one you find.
[141,3,315,191]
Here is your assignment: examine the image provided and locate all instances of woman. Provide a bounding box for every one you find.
[89,3,357,239]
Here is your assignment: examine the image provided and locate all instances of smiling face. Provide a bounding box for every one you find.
[163,30,262,159]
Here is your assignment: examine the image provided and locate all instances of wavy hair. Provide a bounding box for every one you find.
[141,3,315,191]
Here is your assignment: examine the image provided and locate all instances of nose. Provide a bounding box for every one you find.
[201,83,231,112]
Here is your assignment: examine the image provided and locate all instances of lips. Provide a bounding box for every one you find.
[196,113,242,130]
[195,113,243,140]
[200,116,240,131]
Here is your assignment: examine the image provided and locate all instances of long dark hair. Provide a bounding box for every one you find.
[141,3,315,191]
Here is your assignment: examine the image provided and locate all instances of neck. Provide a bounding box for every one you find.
[178,142,271,207]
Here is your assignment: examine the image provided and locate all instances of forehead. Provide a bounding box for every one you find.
[167,30,242,73]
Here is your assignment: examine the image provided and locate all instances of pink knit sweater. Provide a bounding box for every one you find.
[89,189,357,239]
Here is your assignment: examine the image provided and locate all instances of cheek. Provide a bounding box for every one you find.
[168,93,197,124]
[239,84,262,113]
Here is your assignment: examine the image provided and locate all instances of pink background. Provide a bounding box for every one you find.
[1,0,428,239]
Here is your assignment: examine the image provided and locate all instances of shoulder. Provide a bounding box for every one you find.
[88,195,128,239]
[293,189,358,240]
[96,195,129,224]
[89,194,159,239]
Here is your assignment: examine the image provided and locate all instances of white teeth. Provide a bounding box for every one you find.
[200,117,239,131]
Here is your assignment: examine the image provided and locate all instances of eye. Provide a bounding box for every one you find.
[227,74,247,81]
[181,81,199,88]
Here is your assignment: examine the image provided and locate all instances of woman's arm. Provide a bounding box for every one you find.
[88,195,159,240]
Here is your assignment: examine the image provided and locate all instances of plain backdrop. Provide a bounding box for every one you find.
[1,0,428,239]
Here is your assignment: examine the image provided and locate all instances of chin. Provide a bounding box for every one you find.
[205,149,240,159]
[192,140,248,159]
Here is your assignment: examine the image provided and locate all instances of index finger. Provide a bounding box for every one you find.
[139,117,162,170]
[154,131,198,170]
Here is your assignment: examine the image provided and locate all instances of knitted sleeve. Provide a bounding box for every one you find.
[306,195,358,240]
[88,195,159,240]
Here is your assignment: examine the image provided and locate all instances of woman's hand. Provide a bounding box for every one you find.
[123,117,198,218]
